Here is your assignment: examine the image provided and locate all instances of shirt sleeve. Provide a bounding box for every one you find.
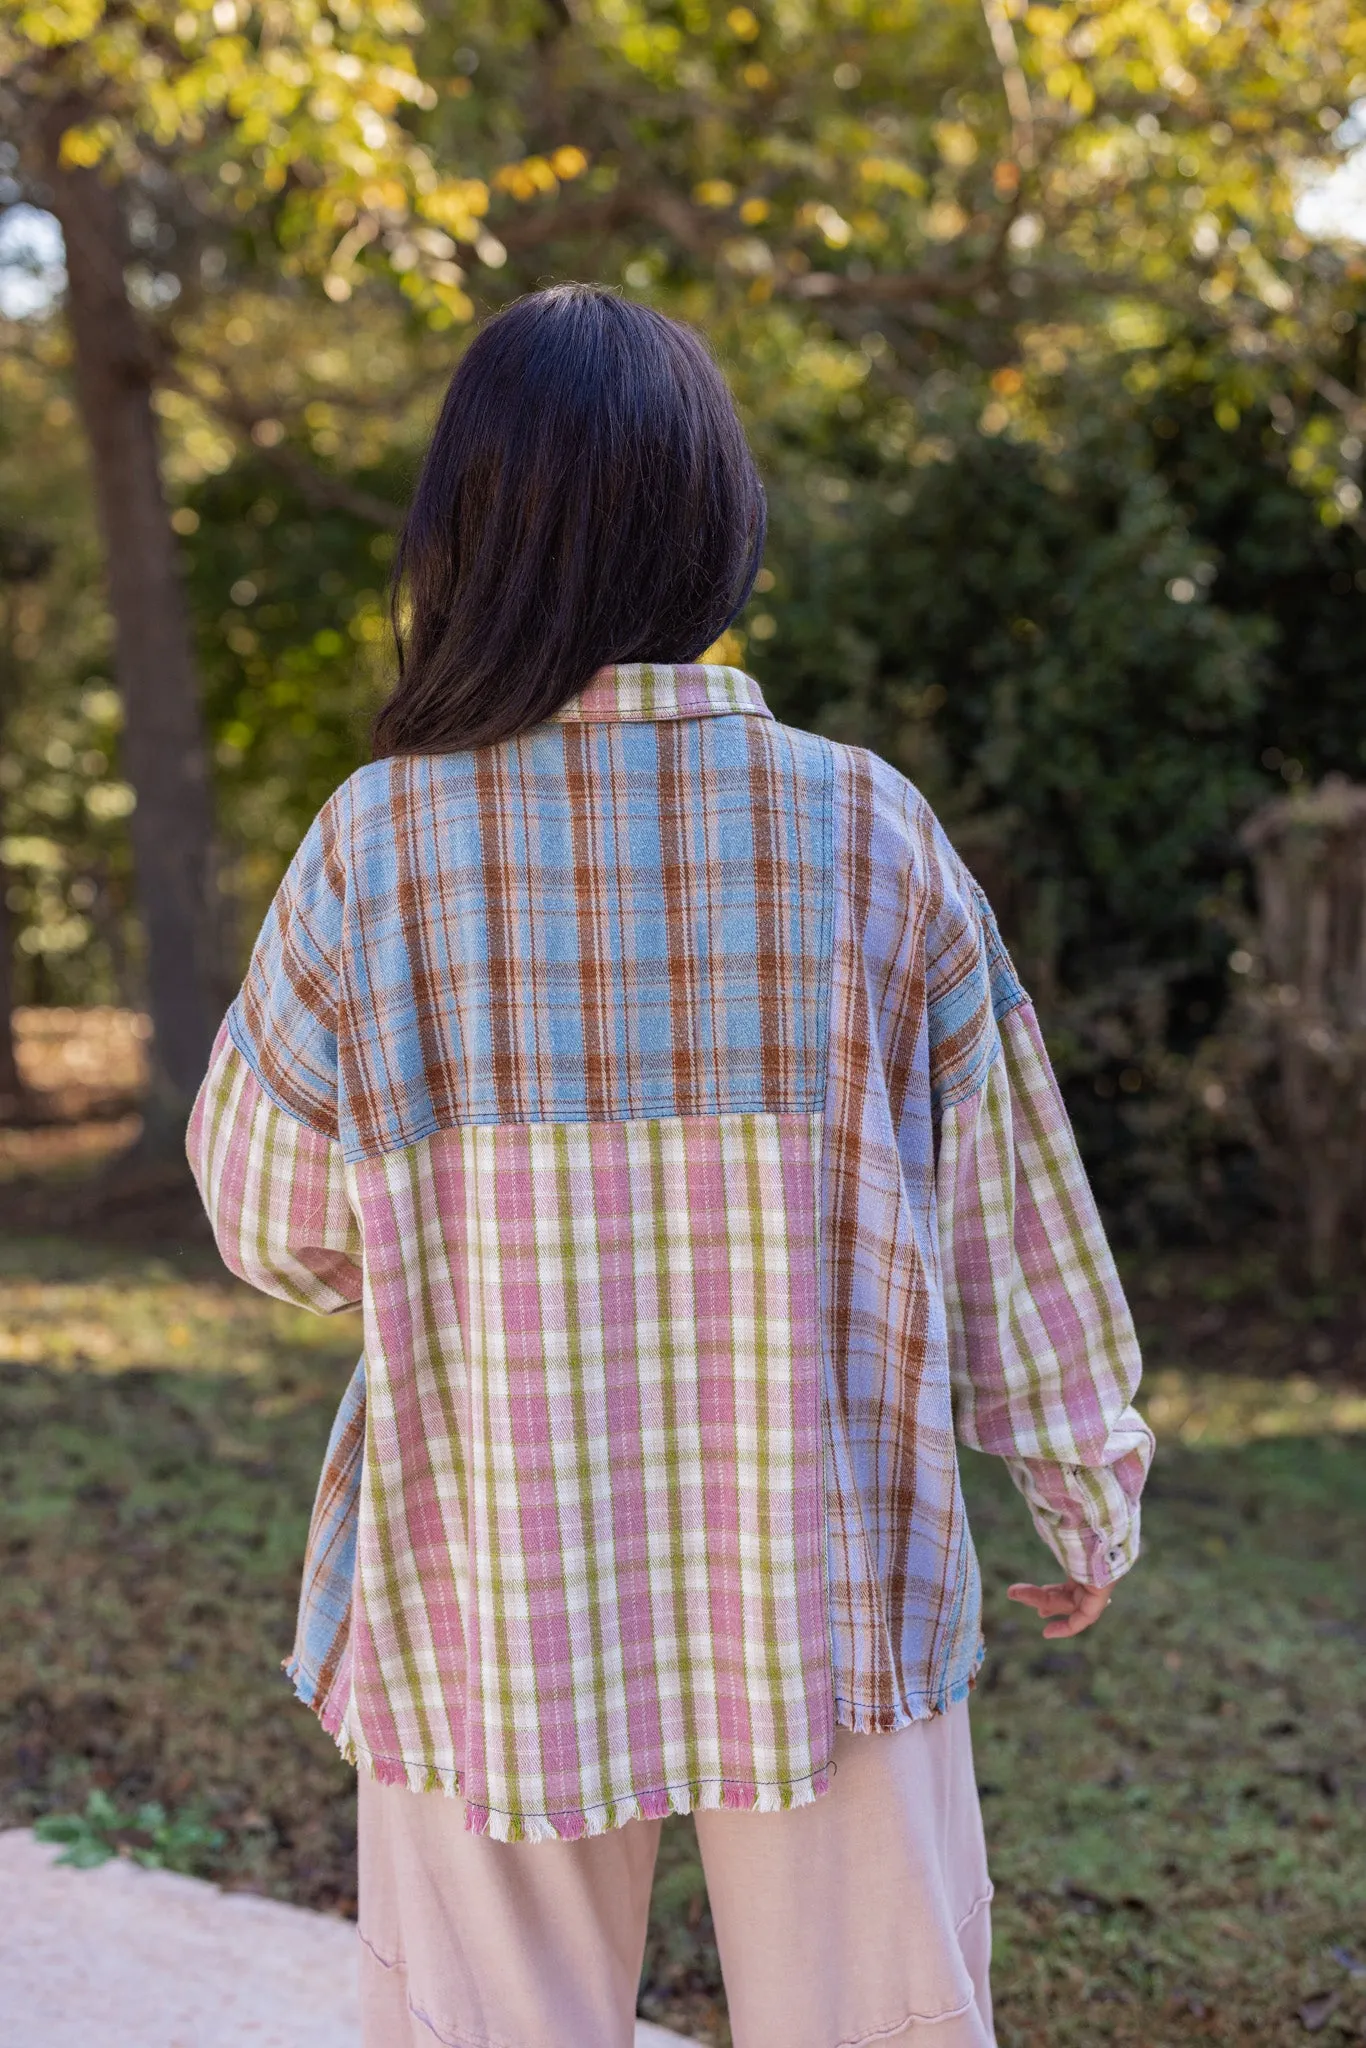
[936,988,1154,1589]
[188,787,362,1310]
[226,790,349,1142]
[188,1021,362,1313]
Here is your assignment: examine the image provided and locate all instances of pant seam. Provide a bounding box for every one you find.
[822,1889,994,2048]
[359,1932,542,2048]
[831,1990,975,2047]
[954,1883,994,1932]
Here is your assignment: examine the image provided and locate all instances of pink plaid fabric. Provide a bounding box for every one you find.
[341,1112,831,1836]
[938,1002,1153,1586]
[189,662,1153,1839]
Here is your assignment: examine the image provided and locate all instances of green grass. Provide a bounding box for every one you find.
[1,1234,1363,2045]
[964,1440,1365,2046]
[0,1237,363,1909]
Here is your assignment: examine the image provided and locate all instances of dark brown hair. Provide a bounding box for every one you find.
[372,284,766,757]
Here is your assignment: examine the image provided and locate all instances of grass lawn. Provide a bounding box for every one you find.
[1,1233,1363,2046]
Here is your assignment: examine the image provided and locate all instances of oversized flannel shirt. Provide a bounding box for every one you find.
[189,661,1153,1843]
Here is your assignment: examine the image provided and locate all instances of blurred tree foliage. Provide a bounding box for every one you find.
[0,346,135,1011]
[1,0,1366,1226]
[0,0,515,1110]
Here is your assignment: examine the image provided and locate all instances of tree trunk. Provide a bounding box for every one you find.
[0,878,21,1113]
[1242,776,1366,1285]
[0,582,28,1115]
[40,132,218,1132]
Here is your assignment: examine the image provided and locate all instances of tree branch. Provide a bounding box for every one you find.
[980,0,1036,169]
[169,367,406,527]
[241,437,406,529]
[780,261,996,306]
[1312,368,1366,431]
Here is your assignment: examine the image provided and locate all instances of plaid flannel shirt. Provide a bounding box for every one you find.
[189,662,1152,1842]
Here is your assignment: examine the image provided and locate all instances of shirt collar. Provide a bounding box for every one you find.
[552,662,773,725]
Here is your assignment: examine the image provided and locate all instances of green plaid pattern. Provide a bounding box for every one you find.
[190,661,1153,1837]
[938,1001,1152,1587]
[330,1111,832,1837]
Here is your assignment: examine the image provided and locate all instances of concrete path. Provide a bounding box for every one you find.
[0,1828,695,2047]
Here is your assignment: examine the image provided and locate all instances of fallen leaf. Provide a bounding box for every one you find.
[1297,1990,1340,2032]
[1331,1946,1366,1979]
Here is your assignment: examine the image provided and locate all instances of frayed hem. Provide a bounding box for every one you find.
[463,1767,834,1844]
[339,1728,833,1843]
[282,1654,347,1739]
[833,1642,985,1734]
[282,1653,313,1706]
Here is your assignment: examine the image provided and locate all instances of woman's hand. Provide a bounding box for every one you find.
[1006,1578,1111,1639]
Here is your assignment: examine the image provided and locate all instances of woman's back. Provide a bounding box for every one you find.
[192,654,1146,1842]
[188,284,1149,2047]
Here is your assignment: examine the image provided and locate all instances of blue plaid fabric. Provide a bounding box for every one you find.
[230,667,834,1160]
[285,1357,364,1712]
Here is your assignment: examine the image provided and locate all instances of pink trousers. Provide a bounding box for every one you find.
[357,1700,995,2048]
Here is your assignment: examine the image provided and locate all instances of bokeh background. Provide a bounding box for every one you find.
[0,4,1364,2044]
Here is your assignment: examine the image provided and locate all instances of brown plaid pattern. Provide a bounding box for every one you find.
[194,663,1153,1836]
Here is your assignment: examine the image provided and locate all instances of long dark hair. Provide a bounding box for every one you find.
[372,285,767,757]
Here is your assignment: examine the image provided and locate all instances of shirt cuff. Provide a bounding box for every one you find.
[1006,1454,1146,1588]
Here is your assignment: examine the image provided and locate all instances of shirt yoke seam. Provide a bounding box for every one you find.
[224,1003,340,1144]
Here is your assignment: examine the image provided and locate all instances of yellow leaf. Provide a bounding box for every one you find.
[494,156,558,199]
[57,120,116,169]
[796,200,852,246]
[858,156,925,198]
[701,628,746,663]
[16,0,103,48]
[430,280,474,322]
[924,200,968,241]
[360,178,408,215]
[851,210,887,243]
[425,178,490,233]
[726,6,760,40]
[933,121,978,168]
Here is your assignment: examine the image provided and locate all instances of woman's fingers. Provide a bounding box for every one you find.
[1007,1581,1075,1615]
[1007,1579,1111,1637]
[1041,1600,1100,1639]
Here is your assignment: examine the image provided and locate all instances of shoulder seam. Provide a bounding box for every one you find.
[225,1001,340,1145]
[935,1030,1005,1115]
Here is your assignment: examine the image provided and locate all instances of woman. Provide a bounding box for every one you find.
[189,283,1153,2048]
